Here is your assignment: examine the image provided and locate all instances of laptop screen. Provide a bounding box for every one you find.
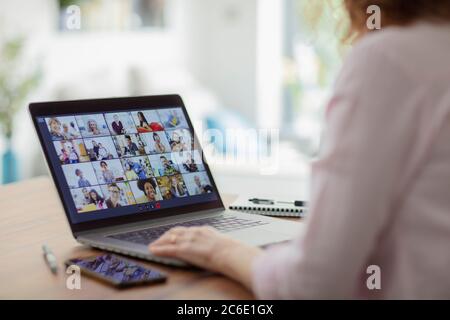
[35,106,219,224]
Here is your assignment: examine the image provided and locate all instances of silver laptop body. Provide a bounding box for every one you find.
[30,94,302,267]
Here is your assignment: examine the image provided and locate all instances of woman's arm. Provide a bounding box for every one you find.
[252,38,421,299]
[149,226,262,289]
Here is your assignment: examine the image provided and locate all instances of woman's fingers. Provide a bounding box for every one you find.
[150,226,188,246]
[152,226,215,245]
[149,226,221,263]
[149,244,179,256]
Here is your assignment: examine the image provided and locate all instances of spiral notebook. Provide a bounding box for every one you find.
[228,196,306,218]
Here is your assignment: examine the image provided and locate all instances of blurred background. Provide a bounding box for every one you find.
[0,0,346,199]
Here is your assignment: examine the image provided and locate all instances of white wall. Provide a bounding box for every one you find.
[0,0,286,181]
[180,0,258,123]
[1,0,191,179]
[0,0,56,34]
[179,0,283,128]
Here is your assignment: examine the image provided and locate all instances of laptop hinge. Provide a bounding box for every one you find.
[74,207,225,237]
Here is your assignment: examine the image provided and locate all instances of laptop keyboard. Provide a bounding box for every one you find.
[108,216,268,246]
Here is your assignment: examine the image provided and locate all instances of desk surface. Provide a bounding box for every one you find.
[0,176,297,299]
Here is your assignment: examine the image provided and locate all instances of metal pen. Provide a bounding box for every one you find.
[42,244,58,274]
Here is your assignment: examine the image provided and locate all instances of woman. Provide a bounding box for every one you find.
[100,161,115,184]
[124,162,138,181]
[60,148,69,164]
[149,1,450,299]
[136,111,164,133]
[87,119,101,136]
[48,118,64,140]
[137,178,161,202]
[153,132,166,153]
[136,112,151,133]
[89,189,106,210]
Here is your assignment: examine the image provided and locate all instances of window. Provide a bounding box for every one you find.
[282,0,348,155]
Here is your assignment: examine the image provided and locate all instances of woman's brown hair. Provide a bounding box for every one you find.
[345,0,450,40]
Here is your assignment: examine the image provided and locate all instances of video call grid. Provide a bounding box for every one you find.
[45,108,213,213]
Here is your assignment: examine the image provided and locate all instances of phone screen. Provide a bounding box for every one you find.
[66,254,167,287]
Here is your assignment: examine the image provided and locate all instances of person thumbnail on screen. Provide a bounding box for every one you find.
[129,178,163,204]
[92,159,126,184]
[84,136,119,161]
[172,150,205,173]
[46,116,81,141]
[141,131,171,154]
[166,128,193,152]
[183,172,213,195]
[112,134,147,158]
[157,108,188,129]
[76,114,110,138]
[121,156,153,181]
[157,174,188,199]
[71,186,107,213]
[53,139,90,164]
[62,162,98,189]
[148,153,180,177]
[100,182,136,208]
[104,112,137,135]
[131,111,164,133]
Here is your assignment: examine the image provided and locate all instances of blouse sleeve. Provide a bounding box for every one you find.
[251,39,419,299]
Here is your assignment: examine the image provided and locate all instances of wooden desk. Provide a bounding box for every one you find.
[0,176,298,299]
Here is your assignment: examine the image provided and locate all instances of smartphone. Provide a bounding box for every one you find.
[65,253,167,288]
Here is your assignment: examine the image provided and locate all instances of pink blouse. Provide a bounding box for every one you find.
[252,22,450,299]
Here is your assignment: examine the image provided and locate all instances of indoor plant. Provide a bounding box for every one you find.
[0,36,41,183]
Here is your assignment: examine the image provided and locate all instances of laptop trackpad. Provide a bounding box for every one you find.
[228,228,294,247]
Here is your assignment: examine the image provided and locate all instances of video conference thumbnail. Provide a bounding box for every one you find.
[70,182,138,212]
[53,139,90,164]
[129,178,163,203]
[140,131,171,154]
[121,156,153,180]
[156,174,188,200]
[183,172,213,195]
[84,136,119,161]
[47,116,81,140]
[104,112,137,135]
[45,108,214,214]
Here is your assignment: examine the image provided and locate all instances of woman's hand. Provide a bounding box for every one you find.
[149,226,263,289]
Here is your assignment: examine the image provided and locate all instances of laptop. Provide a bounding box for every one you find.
[29,95,301,266]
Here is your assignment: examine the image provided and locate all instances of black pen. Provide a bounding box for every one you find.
[248,198,274,205]
[249,198,308,207]
[277,200,308,207]
[42,244,58,274]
